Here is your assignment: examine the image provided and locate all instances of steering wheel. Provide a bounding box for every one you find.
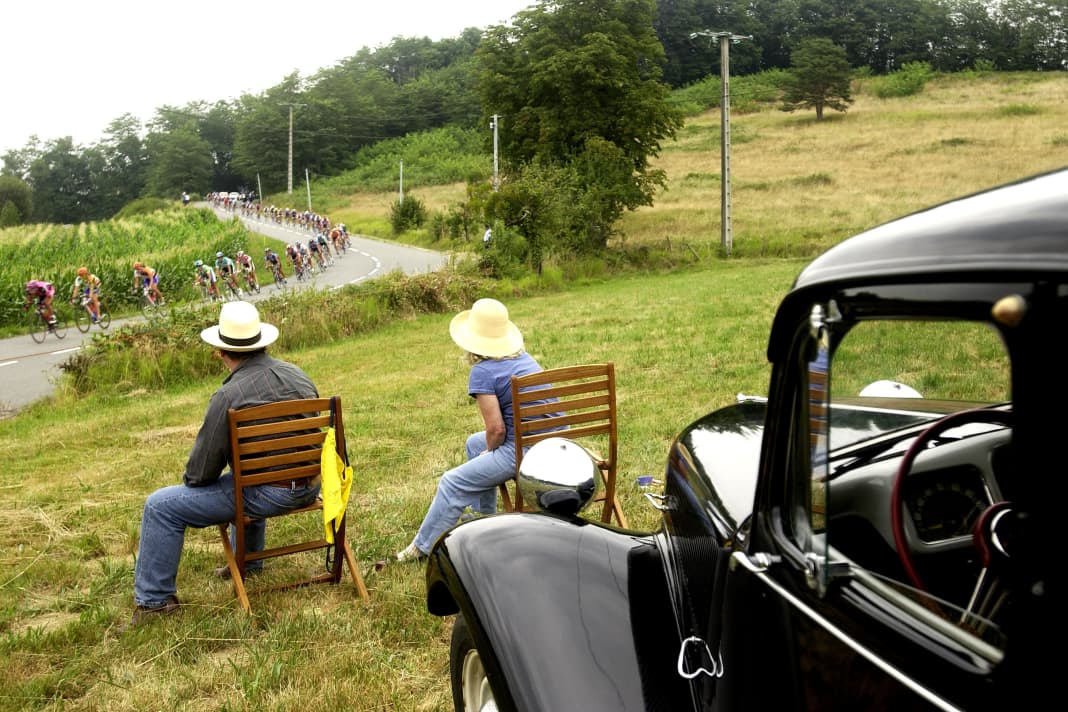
[890,408,1013,592]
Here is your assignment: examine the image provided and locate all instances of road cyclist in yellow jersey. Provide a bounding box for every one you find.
[70,267,110,331]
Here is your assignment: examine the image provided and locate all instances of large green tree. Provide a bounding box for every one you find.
[143,129,213,198]
[781,37,854,120]
[478,0,683,251]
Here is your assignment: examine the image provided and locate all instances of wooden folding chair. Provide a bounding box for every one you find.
[499,363,628,527]
[218,395,369,613]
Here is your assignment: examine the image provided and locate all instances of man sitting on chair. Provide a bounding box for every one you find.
[127,301,319,629]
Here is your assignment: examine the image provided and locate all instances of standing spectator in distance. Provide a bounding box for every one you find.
[181,191,190,206]
[126,301,319,628]
[483,226,492,248]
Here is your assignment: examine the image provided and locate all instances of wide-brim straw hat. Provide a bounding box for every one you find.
[449,298,523,358]
[200,301,279,351]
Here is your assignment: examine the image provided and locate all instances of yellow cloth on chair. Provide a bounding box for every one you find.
[321,427,353,544]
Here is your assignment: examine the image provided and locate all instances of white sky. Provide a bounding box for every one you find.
[1,0,534,155]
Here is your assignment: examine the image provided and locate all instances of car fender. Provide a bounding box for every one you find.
[427,513,664,712]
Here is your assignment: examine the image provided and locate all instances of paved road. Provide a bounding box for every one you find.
[0,209,448,417]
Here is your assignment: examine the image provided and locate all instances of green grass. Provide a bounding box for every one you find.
[0,261,800,710]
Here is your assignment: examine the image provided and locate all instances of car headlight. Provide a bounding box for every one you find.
[517,437,601,516]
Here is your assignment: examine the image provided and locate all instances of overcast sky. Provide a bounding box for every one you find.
[1,0,534,156]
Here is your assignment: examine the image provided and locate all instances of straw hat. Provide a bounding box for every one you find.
[200,301,279,351]
[449,298,523,358]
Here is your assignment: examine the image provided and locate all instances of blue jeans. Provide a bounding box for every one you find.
[412,432,515,554]
[133,473,320,608]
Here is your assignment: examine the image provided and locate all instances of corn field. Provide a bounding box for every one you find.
[0,208,251,327]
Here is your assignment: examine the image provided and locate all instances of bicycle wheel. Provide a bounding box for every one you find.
[97,302,111,329]
[28,310,47,344]
[73,305,90,333]
[52,315,68,339]
[141,293,161,318]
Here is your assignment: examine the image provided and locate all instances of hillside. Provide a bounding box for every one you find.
[312,71,1068,261]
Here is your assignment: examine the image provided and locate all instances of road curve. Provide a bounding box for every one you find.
[0,211,449,417]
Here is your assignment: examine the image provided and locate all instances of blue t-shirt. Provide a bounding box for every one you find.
[468,352,558,443]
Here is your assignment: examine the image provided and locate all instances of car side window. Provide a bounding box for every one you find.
[818,315,1011,653]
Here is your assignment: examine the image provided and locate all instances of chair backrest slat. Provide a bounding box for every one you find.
[502,362,627,527]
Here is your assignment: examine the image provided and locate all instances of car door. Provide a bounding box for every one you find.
[726,294,1014,711]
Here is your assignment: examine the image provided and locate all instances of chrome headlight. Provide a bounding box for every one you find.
[517,437,601,516]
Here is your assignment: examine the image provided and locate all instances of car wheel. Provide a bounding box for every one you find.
[450,613,508,712]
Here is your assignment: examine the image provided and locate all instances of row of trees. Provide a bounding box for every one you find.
[2,0,1064,239]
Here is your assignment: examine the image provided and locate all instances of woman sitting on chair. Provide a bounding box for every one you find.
[395,298,557,562]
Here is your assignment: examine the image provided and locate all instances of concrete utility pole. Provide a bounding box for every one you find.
[689,31,750,257]
[490,114,500,192]
[282,103,306,195]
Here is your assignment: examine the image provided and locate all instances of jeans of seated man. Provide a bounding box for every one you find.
[133,472,320,609]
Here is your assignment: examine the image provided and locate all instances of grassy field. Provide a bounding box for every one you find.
[1,71,1066,710]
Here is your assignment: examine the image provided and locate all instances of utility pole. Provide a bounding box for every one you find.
[689,31,750,257]
[490,114,500,192]
[282,103,306,195]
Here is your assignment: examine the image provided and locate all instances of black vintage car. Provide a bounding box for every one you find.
[425,168,1067,711]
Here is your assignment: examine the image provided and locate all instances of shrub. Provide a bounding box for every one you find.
[390,196,428,234]
[868,62,933,98]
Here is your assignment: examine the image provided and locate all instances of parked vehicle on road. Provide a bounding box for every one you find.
[425,168,1067,711]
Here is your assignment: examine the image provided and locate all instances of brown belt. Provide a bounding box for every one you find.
[267,475,321,490]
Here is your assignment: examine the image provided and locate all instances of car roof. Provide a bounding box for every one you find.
[793,166,1068,290]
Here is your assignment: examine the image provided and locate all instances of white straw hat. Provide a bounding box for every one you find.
[449,298,523,358]
[200,301,279,351]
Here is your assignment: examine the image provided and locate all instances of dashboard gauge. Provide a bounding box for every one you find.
[908,468,989,542]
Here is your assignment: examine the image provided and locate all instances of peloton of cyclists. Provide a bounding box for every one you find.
[133,262,165,304]
[194,259,221,301]
[235,250,259,292]
[71,267,103,322]
[24,279,57,325]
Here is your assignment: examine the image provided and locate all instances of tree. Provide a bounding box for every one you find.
[143,129,213,198]
[781,38,854,120]
[0,175,32,226]
[477,0,683,252]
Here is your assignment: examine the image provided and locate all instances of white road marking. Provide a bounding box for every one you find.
[0,360,16,368]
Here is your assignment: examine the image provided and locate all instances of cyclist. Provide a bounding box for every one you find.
[307,237,325,270]
[235,250,259,292]
[214,251,242,296]
[316,231,332,258]
[133,262,164,304]
[24,279,57,325]
[70,267,102,322]
[264,247,285,280]
[284,243,303,279]
[193,260,220,301]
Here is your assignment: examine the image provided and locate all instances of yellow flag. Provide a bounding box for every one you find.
[320,427,353,544]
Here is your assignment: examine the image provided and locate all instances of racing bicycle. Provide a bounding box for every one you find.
[24,301,67,343]
[138,281,167,318]
[71,294,110,332]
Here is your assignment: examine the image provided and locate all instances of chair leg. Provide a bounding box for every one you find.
[340,539,370,601]
[218,523,252,613]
